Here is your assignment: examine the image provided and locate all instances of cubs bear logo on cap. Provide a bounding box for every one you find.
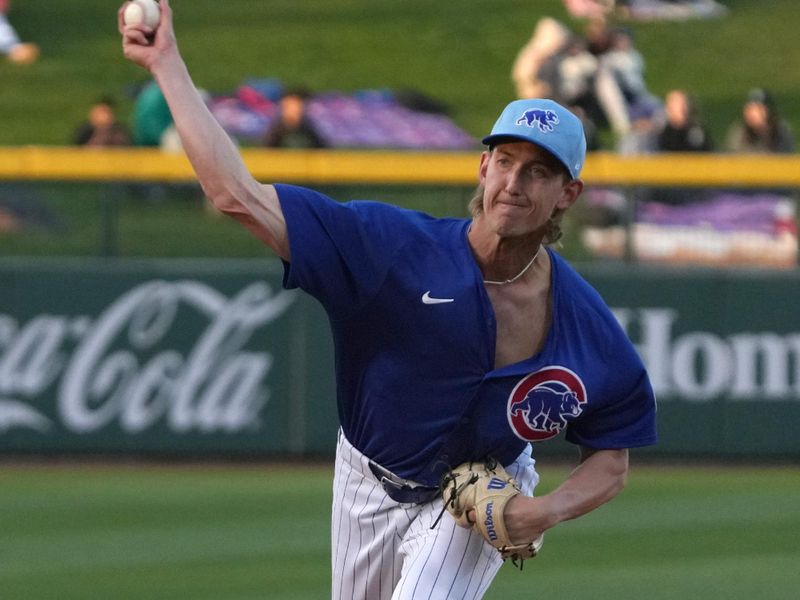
[482,99,587,179]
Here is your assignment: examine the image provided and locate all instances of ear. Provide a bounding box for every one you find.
[478,151,491,185]
[556,179,584,210]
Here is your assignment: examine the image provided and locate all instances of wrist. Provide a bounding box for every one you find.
[506,494,561,543]
[150,48,184,78]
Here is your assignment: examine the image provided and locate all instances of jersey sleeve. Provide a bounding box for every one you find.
[551,254,658,450]
[275,183,403,319]
[566,366,657,449]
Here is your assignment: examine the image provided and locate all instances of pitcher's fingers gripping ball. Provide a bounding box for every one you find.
[439,460,544,566]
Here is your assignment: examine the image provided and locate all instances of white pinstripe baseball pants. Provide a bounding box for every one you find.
[332,431,539,600]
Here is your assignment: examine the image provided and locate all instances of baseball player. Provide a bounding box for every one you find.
[120,2,657,598]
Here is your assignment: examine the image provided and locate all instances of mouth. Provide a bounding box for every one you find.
[496,198,529,210]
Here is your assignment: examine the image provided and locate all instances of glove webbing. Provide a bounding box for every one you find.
[430,468,479,530]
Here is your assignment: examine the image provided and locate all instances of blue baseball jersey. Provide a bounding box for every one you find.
[277,184,657,486]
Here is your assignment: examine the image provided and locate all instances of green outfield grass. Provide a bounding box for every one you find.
[1,462,798,599]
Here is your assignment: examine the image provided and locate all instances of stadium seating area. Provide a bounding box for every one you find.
[210,80,477,149]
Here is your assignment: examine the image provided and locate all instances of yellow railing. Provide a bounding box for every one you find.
[1,147,799,187]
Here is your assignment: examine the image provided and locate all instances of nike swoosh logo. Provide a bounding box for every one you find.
[422,291,454,305]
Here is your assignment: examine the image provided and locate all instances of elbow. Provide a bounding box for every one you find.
[201,181,237,213]
[205,167,270,218]
[202,179,250,217]
[211,195,241,217]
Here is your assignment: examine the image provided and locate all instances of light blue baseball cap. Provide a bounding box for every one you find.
[481,99,587,179]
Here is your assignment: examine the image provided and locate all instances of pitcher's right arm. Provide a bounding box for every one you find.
[118,0,290,259]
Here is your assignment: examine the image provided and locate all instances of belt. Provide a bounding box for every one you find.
[368,461,440,505]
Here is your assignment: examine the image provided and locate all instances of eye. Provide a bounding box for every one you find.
[529,165,549,178]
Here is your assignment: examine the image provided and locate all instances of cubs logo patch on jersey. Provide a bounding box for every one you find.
[507,366,587,442]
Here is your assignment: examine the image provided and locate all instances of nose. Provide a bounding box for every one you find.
[504,166,526,196]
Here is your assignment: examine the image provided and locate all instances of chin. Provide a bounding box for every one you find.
[493,223,534,239]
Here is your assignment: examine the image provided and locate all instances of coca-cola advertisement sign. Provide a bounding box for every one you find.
[3,263,799,457]
[0,279,298,437]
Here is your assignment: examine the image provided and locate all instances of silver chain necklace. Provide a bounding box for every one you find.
[482,247,541,285]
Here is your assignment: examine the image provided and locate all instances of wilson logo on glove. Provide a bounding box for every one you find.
[484,501,498,541]
[487,477,507,490]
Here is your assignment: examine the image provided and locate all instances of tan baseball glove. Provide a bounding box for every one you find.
[439,460,544,565]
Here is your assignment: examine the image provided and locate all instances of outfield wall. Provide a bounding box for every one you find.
[2,147,800,187]
[1,258,797,458]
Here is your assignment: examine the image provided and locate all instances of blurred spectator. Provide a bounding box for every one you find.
[512,17,653,140]
[595,26,658,136]
[584,18,614,56]
[262,87,326,149]
[133,79,174,147]
[725,88,795,154]
[513,19,658,141]
[72,96,131,147]
[130,80,178,202]
[654,90,713,204]
[0,0,38,64]
[657,89,713,152]
[617,97,664,154]
[511,17,571,99]
[554,35,606,127]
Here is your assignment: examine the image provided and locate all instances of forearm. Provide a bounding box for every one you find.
[505,447,628,543]
[151,57,259,207]
[119,1,288,255]
[543,447,629,524]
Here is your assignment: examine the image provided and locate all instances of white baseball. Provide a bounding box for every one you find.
[124,0,160,29]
